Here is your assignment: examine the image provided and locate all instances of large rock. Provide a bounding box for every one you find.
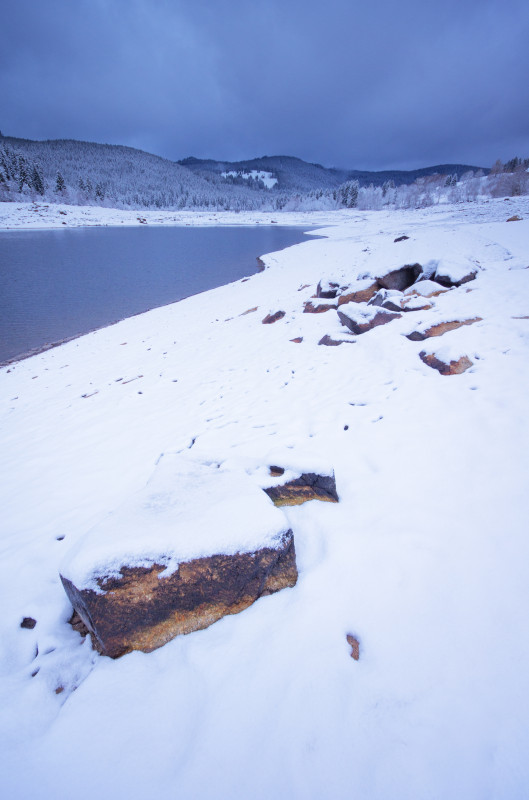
[60,457,297,658]
[338,304,401,334]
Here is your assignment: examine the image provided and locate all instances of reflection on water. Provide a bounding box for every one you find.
[0,225,311,362]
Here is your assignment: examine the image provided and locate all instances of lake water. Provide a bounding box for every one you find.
[0,225,312,363]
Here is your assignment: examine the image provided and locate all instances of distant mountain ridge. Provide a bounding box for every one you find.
[178,154,487,191]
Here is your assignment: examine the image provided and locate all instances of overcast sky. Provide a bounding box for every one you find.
[1,0,528,170]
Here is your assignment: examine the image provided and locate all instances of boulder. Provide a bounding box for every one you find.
[262,310,285,324]
[337,280,380,305]
[377,264,422,291]
[406,318,482,341]
[419,351,473,375]
[368,289,405,313]
[264,471,339,506]
[433,265,477,288]
[338,304,401,335]
[60,457,297,658]
[403,279,448,298]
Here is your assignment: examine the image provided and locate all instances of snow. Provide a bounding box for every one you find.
[60,455,290,591]
[1,195,529,799]
[221,170,278,188]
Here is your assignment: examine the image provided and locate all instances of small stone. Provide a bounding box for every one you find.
[318,335,355,346]
[406,317,482,341]
[264,472,339,506]
[507,215,522,222]
[303,300,337,313]
[346,634,360,660]
[290,337,303,343]
[262,311,286,324]
[269,466,285,477]
[419,351,473,375]
[394,235,409,242]
[21,617,37,629]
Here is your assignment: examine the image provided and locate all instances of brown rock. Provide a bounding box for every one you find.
[318,335,355,346]
[346,634,360,660]
[337,282,379,305]
[507,215,522,222]
[61,536,297,659]
[262,311,285,324]
[433,268,477,288]
[368,289,405,313]
[60,457,297,658]
[419,352,473,375]
[264,473,339,506]
[290,337,303,343]
[303,301,337,313]
[20,617,37,629]
[377,264,422,291]
[338,307,401,334]
[406,317,482,341]
[239,307,258,316]
[316,280,340,299]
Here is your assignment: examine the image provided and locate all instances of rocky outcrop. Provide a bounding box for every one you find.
[406,318,482,341]
[262,310,285,324]
[419,351,473,375]
[264,472,339,506]
[60,457,298,658]
[338,305,401,335]
[61,536,297,659]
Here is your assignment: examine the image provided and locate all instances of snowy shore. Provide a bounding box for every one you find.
[1,196,529,799]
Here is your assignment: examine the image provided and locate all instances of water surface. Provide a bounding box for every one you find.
[0,225,312,362]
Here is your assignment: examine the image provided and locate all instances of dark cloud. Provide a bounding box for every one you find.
[1,0,528,169]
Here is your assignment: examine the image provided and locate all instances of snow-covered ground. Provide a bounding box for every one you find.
[1,196,529,799]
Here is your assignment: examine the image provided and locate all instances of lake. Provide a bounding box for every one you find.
[0,225,312,363]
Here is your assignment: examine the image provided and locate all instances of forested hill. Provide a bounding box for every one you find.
[179,154,486,192]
